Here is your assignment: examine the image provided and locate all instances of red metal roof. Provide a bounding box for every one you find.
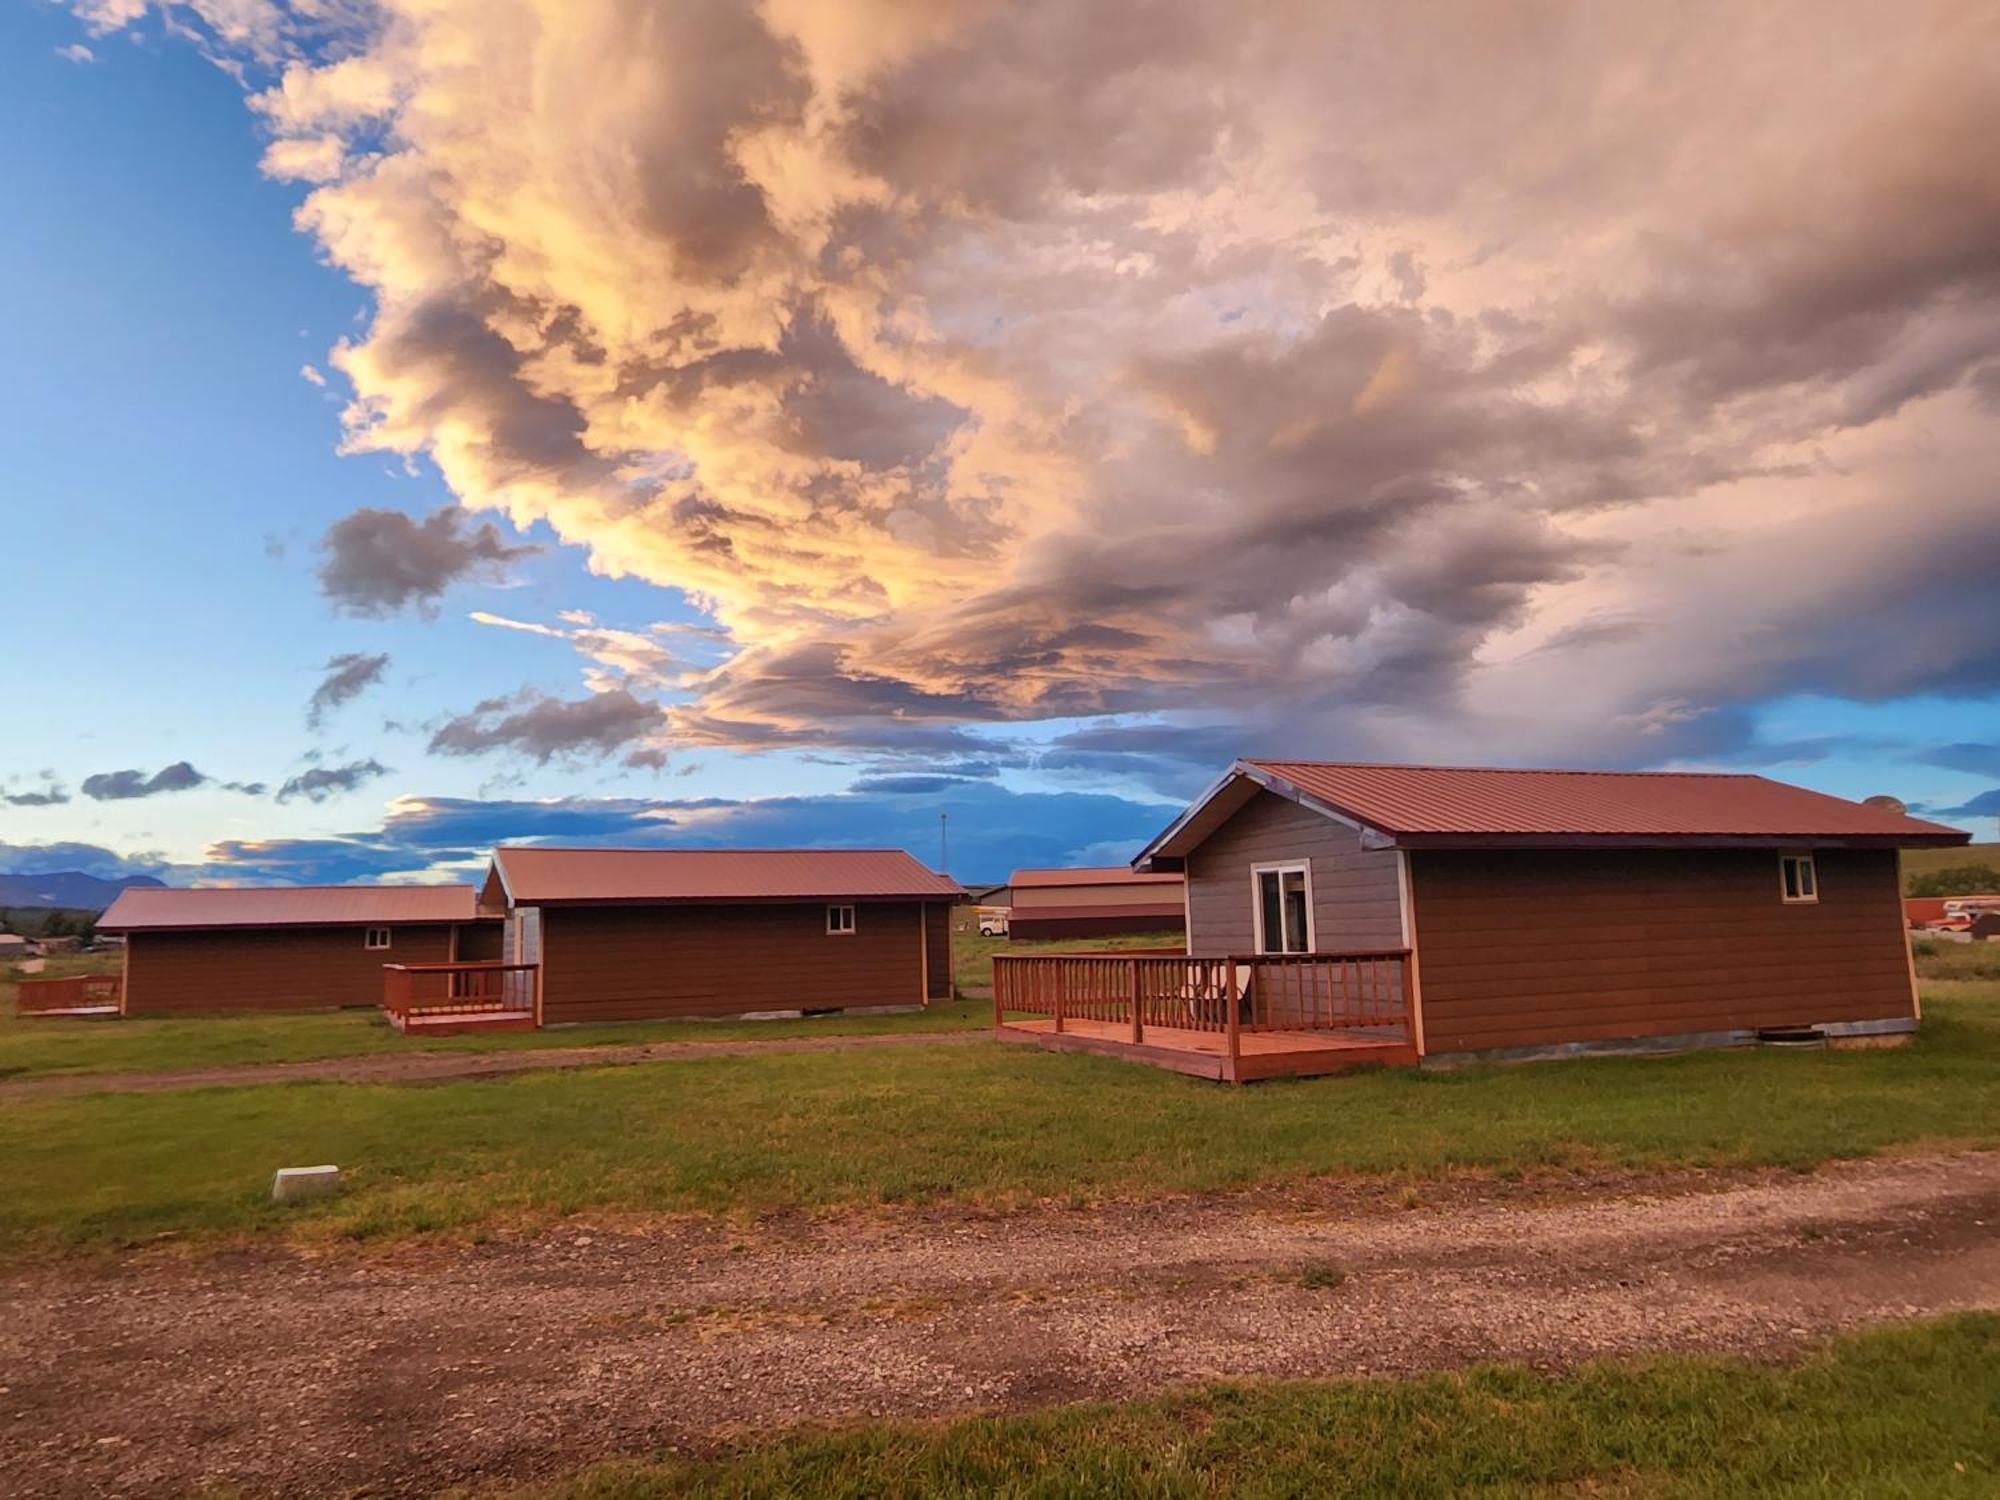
[99,884,486,932]
[490,847,963,905]
[1008,866,1184,889]
[1243,760,1970,847]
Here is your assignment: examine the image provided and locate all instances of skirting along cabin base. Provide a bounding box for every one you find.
[993,949,1416,1084]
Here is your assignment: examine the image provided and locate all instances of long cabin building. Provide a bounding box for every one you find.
[480,846,962,1024]
[98,885,501,1014]
[1133,759,1966,1062]
[1005,866,1185,940]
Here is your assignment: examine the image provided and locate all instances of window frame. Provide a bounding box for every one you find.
[1249,860,1316,954]
[1778,853,1819,905]
[364,926,393,950]
[826,903,857,936]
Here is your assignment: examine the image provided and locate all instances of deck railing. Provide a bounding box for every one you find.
[993,949,1410,1051]
[15,973,123,1016]
[382,961,538,1026]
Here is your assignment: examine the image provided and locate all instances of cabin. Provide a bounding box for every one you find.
[96,885,501,1015]
[1006,866,1186,940]
[477,846,963,1026]
[993,759,1967,1081]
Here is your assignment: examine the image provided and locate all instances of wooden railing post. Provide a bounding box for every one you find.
[1224,957,1240,1080]
[1129,958,1143,1044]
[1052,960,1064,1034]
[993,959,1004,1030]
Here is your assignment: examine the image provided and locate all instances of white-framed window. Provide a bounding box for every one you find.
[1251,862,1314,954]
[364,926,392,950]
[1779,853,1818,905]
[827,904,857,935]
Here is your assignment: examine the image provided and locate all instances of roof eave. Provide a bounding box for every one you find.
[1390,830,1972,851]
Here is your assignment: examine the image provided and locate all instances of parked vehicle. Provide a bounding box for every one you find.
[977,906,1010,937]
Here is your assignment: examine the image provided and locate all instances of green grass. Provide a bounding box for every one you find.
[0,927,1181,1082]
[950,918,1180,996]
[473,1315,1999,1498]
[1,985,1993,1258]
[1911,938,2000,983]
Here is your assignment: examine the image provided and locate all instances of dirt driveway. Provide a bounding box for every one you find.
[3,1152,1996,1497]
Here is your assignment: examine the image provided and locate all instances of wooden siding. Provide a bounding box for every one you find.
[540,901,931,1023]
[1009,911,1185,940]
[455,921,506,962]
[924,903,952,998]
[124,924,456,1014]
[1186,788,1404,956]
[1013,881,1183,913]
[1410,847,1917,1054]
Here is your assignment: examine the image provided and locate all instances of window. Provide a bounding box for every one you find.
[364,927,392,950]
[827,904,857,935]
[1252,863,1313,953]
[1779,853,1818,904]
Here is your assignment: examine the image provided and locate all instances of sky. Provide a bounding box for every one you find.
[1,0,1996,888]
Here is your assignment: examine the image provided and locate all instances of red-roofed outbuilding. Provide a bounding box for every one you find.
[1122,759,1967,1064]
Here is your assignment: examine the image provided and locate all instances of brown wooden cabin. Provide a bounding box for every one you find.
[996,760,1967,1081]
[95,885,501,1015]
[1005,866,1186,940]
[480,846,963,1025]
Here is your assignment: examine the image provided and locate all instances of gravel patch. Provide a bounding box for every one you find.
[1,1152,1995,1496]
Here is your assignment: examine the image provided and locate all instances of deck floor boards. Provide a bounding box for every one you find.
[997,1016,1415,1082]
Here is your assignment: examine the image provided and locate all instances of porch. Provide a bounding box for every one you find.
[992,950,1416,1082]
[382,961,539,1035]
[15,974,124,1018]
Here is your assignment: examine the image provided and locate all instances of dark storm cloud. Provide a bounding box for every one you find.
[276,758,392,803]
[1916,744,2000,779]
[428,687,665,763]
[78,762,262,801]
[90,0,2000,775]
[306,652,391,728]
[187,778,1177,886]
[317,505,539,618]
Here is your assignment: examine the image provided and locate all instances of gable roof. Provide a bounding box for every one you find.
[1137,759,1970,863]
[99,884,486,933]
[487,847,963,906]
[1008,866,1183,889]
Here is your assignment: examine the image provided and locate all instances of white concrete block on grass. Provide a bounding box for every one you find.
[271,1165,341,1204]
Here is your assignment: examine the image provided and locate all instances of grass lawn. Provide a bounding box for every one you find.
[1,984,1993,1258]
[0,926,1180,1081]
[476,1314,1998,1498]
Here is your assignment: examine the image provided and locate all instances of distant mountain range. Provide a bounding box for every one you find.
[0,871,166,911]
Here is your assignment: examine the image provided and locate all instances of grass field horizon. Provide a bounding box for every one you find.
[1,979,1992,1259]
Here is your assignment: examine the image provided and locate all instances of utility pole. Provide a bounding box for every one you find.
[939,810,950,876]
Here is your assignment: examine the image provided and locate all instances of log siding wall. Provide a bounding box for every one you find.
[539,901,934,1024]
[1185,789,1404,957]
[123,924,461,1014]
[1409,846,1917,1055]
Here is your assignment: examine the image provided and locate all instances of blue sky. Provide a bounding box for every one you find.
[1,2,1994,886]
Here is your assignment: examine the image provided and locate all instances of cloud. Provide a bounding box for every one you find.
[80,762,211,801]
[276,757,391,803]
[79,762,266,800]
[2,773,71,808]
[79,0,2000,775]
[1917,743,2000,779]
[317,504,538,618]
[0,841,167,881]
[1932,788,2000,820]
[190,777,1176,884]
[306,651,390,728]
[427,686,666,764]
[55,42,95,63]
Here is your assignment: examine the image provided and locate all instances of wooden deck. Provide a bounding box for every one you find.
[993,949,1417,1083]
[997,1015,1415,1080]
[382,961,539,1035]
